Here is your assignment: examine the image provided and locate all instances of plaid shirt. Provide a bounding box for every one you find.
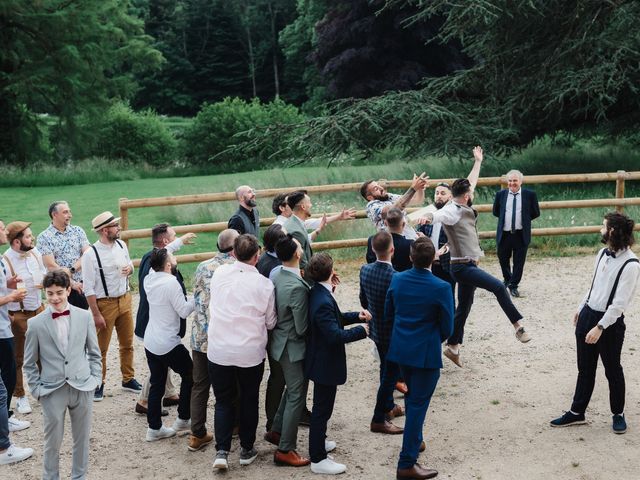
[359,261,396,348]
[191,253,236,352]
[36,224,89,282]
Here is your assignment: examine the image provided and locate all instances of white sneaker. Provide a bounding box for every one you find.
[213,450,229,470]
[171,417,191,435]
[146,425,176,442]
[8,416,30,432]
[325,440,337,452]
[0,444,34,465]
[16,396,32,415]
[311,457,347,474]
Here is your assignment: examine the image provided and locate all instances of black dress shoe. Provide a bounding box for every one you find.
[135,402,168,416]
[509,286,520,297]
[162,396,180,407]
[397,462,438,479]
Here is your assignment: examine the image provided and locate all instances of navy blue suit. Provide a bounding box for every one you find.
[385,268,454,470]
[359,261,398,423]
[306,284,367,463]
[493,188,540,288]
[366,233,414,272]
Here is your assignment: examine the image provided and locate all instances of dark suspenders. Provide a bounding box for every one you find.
[91,240,125,298]
[586,250,639,310]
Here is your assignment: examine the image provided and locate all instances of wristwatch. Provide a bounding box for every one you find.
[597,324,604,331]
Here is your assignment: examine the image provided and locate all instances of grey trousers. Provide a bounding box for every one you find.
[40,384,93,480]
[272,354,307,452]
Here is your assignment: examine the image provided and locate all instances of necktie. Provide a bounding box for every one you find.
[52,310,70,319]
[511,193,518,233]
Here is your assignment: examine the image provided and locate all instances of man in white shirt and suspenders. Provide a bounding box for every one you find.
[82,211,141,401]
[551,212,639,433]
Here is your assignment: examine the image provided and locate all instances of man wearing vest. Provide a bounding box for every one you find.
[492,169,540,297]
[551,212,639,434]
[82,211,141,401]
[3,222,47,416]
[228,185,260,237]
[419,147,531,368]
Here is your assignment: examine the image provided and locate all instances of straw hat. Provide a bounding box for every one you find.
[91,211,121,232]
[6,221,32,243]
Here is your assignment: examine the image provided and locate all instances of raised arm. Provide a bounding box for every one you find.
[393,173,428,210]
[467,146,484,193]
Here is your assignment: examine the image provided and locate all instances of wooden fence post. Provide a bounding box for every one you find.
[615,171,626,213]
[119,198,129,247]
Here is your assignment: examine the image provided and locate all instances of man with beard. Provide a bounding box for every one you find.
[360,174,428,240]
[2,222,47,415]
[417,183,456,295]
[419,147,531,369]
[551,212,639,434]
[82,211,141,401]
[228,185,260,237]
[37,201,90,309]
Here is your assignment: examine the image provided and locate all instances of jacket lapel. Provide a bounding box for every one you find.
[43,306,66,355]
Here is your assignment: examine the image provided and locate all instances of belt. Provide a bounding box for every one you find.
[432,260,441,265]
[449,259,477,265]
[9,308,41,315]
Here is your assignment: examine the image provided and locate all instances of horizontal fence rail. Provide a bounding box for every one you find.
[121,171,640,266]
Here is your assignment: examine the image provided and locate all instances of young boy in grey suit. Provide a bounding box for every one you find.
[24,270,102,480]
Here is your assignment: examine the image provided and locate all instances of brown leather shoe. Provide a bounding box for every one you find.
[370,420,404,434]
[419,441,426,453]
[443,348,463,368]
[274,449,311,467]
[162,395,180,407]
[387,404,405,419]
[264,430,281,446]
[396,462,438,479]
[188,432,213,451]
[135,402,168,416]
[395,382,408,395]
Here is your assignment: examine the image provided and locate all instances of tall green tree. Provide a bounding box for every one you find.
[0,0,162,165]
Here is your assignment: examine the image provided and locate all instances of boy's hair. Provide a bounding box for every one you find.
[410,236,436,269]
[149,248,169,272]
[307,252,334,282]
[43,269,71,289]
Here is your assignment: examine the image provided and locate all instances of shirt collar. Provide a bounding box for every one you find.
[281,266,301,277]
[320,281,333,293]
[233,261,258,274]
[509,188,522,195]
[376,260,393,265]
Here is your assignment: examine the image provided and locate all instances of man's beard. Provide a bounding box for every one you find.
[170,265,178,276]
[435,200,446,210]
[601,230,610,245]
[375,193,390,202]
[466,198,473,207]
[106,232,119,241]
[19,241,34,252]
[246,198,257,208]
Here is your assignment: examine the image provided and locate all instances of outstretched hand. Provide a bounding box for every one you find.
[181,232,197,244]
[339,208,356,221]
[473,146,483,163]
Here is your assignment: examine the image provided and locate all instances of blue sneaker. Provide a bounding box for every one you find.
[612,414,627,434]
[122,378,142,393]
[93,383,104,402]
[550,411,586,427]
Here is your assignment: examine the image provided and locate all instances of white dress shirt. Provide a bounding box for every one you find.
[578,248,640,329]
[51,308,70,355]
[208,261,277,367]
[3,247,46,311]
[81,240,133,298]
[503,189,523,231]
[144,270,195,355]
[431,201,484,261]
[428,223,443,248]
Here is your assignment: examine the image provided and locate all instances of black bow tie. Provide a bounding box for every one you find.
[604,249,616,258]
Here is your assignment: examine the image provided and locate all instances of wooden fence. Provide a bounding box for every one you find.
[119,171,640,266]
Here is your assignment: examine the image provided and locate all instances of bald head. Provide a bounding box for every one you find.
[235,185,257,209]
[217,228,239,252]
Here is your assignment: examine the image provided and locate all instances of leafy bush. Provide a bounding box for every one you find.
[181,97,305,169]
[87,103,177,166]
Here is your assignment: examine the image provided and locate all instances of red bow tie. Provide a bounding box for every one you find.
[52,310,70,319]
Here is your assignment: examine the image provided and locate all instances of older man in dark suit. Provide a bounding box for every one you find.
[306,253,370,475]
[386,237,454,480]
[359,231,403,435]
[492,170,540,297]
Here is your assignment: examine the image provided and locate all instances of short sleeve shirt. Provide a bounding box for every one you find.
[366,193,418,240]
[36,224,89,282]
[191,253,236,353]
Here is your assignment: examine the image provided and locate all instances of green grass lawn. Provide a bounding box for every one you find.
[2,159,638,285]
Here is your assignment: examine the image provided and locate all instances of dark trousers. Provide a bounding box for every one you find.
[449,262,523,345]
[372,343,401,423]
[571,306,626,415]
[0,373,9,450]
[497,231,528,288]
[209,360,264,452]
[398,366,440,469]
[68,288,89,310]
[265,351,285,431]
[309,382,337,463]
[190,350,210,438]
[145,345,193,430]
[432,262,456,299]
[0,338,16,417]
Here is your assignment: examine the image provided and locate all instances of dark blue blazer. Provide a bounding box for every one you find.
[492,188,540,246]
[385,268,454,369]
[306,284,367,386]
[365,233,413,272]
[359,261,395,349]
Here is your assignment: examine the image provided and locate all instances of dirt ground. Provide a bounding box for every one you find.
[6,254,640,480]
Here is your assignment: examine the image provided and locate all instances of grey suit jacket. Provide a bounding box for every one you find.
[24,304,102,400]
[270,269,310,363]
[284,215,313,281]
